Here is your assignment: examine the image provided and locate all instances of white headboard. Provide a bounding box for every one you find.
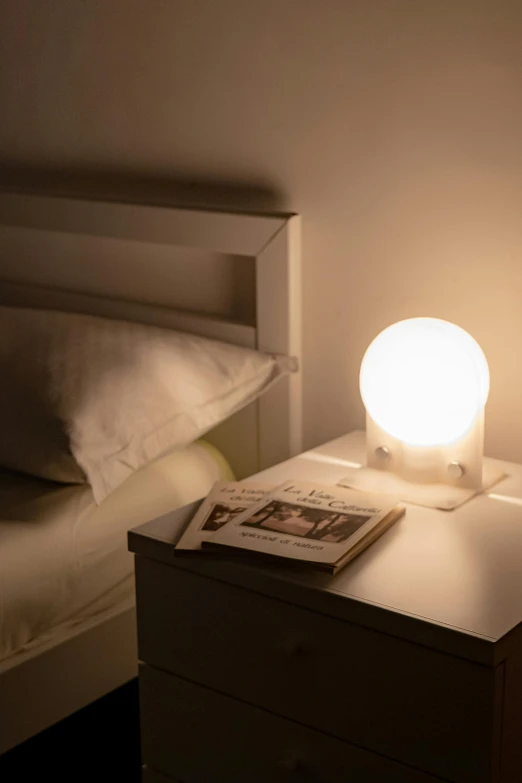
[0,193,302,478]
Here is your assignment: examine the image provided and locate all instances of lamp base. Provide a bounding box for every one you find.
[338,460,506,510]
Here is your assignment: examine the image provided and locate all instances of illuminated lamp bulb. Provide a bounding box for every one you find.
[360,318,490,448]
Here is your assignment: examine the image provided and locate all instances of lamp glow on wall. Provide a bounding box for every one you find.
[340,318,504,509]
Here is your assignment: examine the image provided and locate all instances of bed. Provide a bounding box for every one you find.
[0,193,301,754]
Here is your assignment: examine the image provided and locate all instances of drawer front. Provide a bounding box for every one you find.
[140,664,442,783]
[136,558,496,782]
[142,768,179,783]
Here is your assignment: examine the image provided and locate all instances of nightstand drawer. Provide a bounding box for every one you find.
[142,768,179,783]
[136,558,496,782]
[140,664,441,783]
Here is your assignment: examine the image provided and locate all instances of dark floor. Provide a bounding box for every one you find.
[0,678,141,782]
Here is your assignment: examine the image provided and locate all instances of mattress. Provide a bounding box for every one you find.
[0,440,232,664]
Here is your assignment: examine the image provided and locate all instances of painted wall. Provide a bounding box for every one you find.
[2,0,522,459]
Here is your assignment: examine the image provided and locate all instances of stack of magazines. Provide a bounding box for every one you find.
[175,480,405,575]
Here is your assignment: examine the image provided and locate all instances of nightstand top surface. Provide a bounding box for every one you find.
[130,430,522,662]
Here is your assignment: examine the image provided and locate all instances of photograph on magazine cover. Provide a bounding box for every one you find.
[240,499,369,544]
[199,502,249,532]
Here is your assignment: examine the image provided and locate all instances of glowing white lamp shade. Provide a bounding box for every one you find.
[360,318,489,448]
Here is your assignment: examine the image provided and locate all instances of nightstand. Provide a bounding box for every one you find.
[129,431,522,783]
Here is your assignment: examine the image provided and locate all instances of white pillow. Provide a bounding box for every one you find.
[0,308,87,485]
[0,306,295,503]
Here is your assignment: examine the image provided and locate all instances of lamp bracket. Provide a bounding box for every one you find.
[337,415,506,510]
[366,412,484,489]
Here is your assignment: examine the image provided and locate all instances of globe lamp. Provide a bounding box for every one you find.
[340,318,503,509]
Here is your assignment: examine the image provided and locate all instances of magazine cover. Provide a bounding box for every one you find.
[203,480,403,569]
[175,480,275,550]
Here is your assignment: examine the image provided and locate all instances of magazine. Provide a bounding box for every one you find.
[175,480,274,551]
[201,480,405,573]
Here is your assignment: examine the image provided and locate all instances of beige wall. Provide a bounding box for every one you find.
[2,0,522,459]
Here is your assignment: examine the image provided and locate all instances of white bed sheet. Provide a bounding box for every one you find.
[0,441,232,664]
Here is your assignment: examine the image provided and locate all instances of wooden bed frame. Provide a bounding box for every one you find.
[0,193,301,753]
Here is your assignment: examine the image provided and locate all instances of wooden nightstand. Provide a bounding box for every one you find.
[129,431,522,783]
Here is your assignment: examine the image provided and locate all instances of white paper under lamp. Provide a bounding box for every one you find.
[339,318,505,509]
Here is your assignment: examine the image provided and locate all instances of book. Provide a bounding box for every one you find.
[201,480,405,574]
[175,480,274,551]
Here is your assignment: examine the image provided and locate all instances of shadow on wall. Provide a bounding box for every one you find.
[0,162,288,216]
